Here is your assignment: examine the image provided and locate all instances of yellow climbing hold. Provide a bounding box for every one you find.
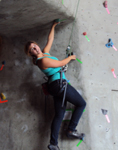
[0,93,6,100]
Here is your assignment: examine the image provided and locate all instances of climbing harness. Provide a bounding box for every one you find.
[42,68,68,108]
[56,69,68,107]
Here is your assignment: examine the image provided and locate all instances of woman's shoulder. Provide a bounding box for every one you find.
[37,58,48,70]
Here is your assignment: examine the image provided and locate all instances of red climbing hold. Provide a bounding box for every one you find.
[0,97,8,104]
[83,32,87,36]
[111,69,114,72]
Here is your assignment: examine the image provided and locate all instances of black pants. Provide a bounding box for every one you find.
[48,79,86,145]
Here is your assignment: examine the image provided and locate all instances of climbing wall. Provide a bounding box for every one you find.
[77,0,118,149]
[0,0,118,150]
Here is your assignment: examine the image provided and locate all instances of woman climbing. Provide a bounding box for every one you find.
[24,20,86,150]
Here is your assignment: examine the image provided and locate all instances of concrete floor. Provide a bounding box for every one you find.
[0,0,118,150]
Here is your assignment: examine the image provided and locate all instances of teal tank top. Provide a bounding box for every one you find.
[36,53,67,84]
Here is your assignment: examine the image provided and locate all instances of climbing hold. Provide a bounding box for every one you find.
[54,19,60,25]
[0,61,5,71]
[106,39,117,51]
[0,97,8,104]
[83,32,90,42]
[111,68,114,72]
[2,61,5,65]
[111,68,117,78]
[103,1,110,14]
[104,1,107,8]
[101,109,110,123]
[76,58,82,64]
[105,38,113,48]
[83,32,87,36]
[76,139,83,147]
[0,93,6,100]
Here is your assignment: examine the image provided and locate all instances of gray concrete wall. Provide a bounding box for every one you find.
[0,0,75,37]
[78,0,118,149]
[0,0,118,150]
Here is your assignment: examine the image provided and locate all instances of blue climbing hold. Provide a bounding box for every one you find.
[105,38,113,48]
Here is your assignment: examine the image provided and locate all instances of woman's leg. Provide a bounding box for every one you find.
[48,80,86,144]
[48,80,67,145]
[65,84,86,131]
[50,95,67,145]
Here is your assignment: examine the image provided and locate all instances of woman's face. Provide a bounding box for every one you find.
[29,43,41,57]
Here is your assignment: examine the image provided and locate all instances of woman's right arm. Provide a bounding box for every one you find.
[39,55,76,68]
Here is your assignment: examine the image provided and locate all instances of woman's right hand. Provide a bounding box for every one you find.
[70,55,76,60]
[53,22,60,27]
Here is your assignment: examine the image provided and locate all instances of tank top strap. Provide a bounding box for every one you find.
[36,56,49,61]
[36,55,52,64]
[43,53,50,55]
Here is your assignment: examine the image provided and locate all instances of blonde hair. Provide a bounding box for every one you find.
[24,41,39,56]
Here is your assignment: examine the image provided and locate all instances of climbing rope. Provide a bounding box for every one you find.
[68,0,81,54]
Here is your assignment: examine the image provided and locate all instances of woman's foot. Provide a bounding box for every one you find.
[48,144,60,150]
[66,130,85,139]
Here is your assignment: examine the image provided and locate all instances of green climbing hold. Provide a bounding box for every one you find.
[76,58,82,64]
[76,140,83,147]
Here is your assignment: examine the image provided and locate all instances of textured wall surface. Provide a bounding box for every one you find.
[0,0,75,37]
[78,0,118,150]
[0,0,118,150]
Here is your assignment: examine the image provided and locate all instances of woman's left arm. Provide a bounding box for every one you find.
[43,22,59,53]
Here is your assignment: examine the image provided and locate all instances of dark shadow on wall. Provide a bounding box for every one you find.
[20,18,73,37]
[19,80,55,149]
[0,36,3,50]
[12,18,74,42]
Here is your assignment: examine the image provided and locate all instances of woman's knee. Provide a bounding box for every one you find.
[79,99,87,108]
[83,100,87,108]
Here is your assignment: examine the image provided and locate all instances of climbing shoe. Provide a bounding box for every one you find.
[66,130,85,140]
[48,144,60,150]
